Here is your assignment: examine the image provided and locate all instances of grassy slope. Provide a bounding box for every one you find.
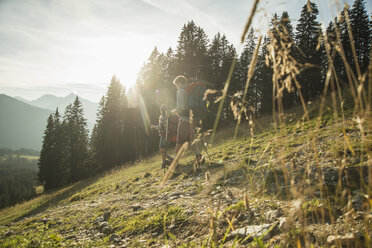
[0,98,370,247]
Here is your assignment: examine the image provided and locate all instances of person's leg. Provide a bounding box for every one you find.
[160,148,166,162]
[159,136,167,168]
[189,122,202,161]
[176,120,187,155]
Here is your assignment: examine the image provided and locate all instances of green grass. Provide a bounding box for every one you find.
[0,88,369,247]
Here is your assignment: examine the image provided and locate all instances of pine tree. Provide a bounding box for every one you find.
[175,20,209,79]
[256,36,273,115]
[93,76,129,169]
[350,0,371,74]
[236,28,258,115]
[62,97,89,182]
[206,33,237,124]
[295,1,323,100]
[38,109,63,190]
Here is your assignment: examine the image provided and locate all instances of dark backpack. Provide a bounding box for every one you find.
[185,82,207,121]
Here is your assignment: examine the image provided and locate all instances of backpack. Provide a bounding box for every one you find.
[185,82,207,121]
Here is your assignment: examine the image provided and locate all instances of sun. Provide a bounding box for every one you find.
[75,33,155,91]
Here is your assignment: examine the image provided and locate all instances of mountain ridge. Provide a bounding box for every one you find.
[16,93,99,131]
[0,94,52,150]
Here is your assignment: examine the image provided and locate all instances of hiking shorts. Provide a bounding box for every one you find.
[159,136,167,149]
[177,120,194,145]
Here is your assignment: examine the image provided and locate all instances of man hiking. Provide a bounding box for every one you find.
[172,75,203,165]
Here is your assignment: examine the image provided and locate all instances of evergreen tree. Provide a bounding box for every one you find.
[256,36,273,115]
[38,109,63,190]
[93,76,129,169]
[62,97,89,183]
[236,28,258,115]
[206,32,237,125]
[350,0,371,74]
[175,20,209,79]
[295,1,323,100]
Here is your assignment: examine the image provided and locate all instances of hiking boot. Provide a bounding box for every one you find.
[166,154,174,163]
[165,159,172,166]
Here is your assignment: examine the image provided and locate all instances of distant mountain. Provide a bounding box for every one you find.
[23,93,98,131]
[0,94,52,150]
[14,96,31,104]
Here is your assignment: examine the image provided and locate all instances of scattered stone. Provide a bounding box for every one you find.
[4,231,13,237]
[99,221,109,229]
[144,172,151,178]
[102,226,112,235]
[130,205,144,211]
[94,216,104,225]
[327,233,356,246]
[277,217,289,231]
[189,190,197,196]
[265,210,280,221]
[109,233,121,242]
[103,211,111,221]
[66,234,76,240]
[351,194,365,211]
[169,192,181,197]
[230,223,274,241]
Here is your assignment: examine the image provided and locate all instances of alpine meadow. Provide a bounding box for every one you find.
[0,0,371,247]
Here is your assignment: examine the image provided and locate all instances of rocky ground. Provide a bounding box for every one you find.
[0,114,371,247]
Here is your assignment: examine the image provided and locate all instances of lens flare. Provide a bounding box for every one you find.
[138,94,151,136]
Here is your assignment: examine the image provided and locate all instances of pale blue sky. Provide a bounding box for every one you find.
[0,0,370,102]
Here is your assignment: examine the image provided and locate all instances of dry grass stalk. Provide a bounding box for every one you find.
[205,170,210,182]
[161,142,188,185]
[233,35,262,139]
[243,192,249,210]
[241,0,260,43]
[210,57,237,144]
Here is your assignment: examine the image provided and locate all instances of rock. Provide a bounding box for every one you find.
[265,210,280,221]
[130,205,144,211]
[230,223,274,241]
[103,211,111,221]
[66,234,76,240]
[144,172,151,178]
[189,190,197,196]
[4,231,13,237]
[169,192,181,197]
[277,217,289,231]
[102,226,112,234]
[109,233,121,242]
[327,233,356,246]
[351,194,365,210]
[99,221,109,229]
[94,216,104,225]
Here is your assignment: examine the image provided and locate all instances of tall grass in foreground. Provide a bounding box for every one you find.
[163,0,371,246]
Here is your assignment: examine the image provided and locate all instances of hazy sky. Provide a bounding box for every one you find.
[0,0,370,102]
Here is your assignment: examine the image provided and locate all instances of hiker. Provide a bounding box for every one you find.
[151,104,174,169]
[172,75,203,165]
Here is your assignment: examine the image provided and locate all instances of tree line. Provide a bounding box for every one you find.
[38,0,371,191]
[0,155,38,209]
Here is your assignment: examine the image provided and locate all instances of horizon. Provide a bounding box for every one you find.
[0,0,370,102]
